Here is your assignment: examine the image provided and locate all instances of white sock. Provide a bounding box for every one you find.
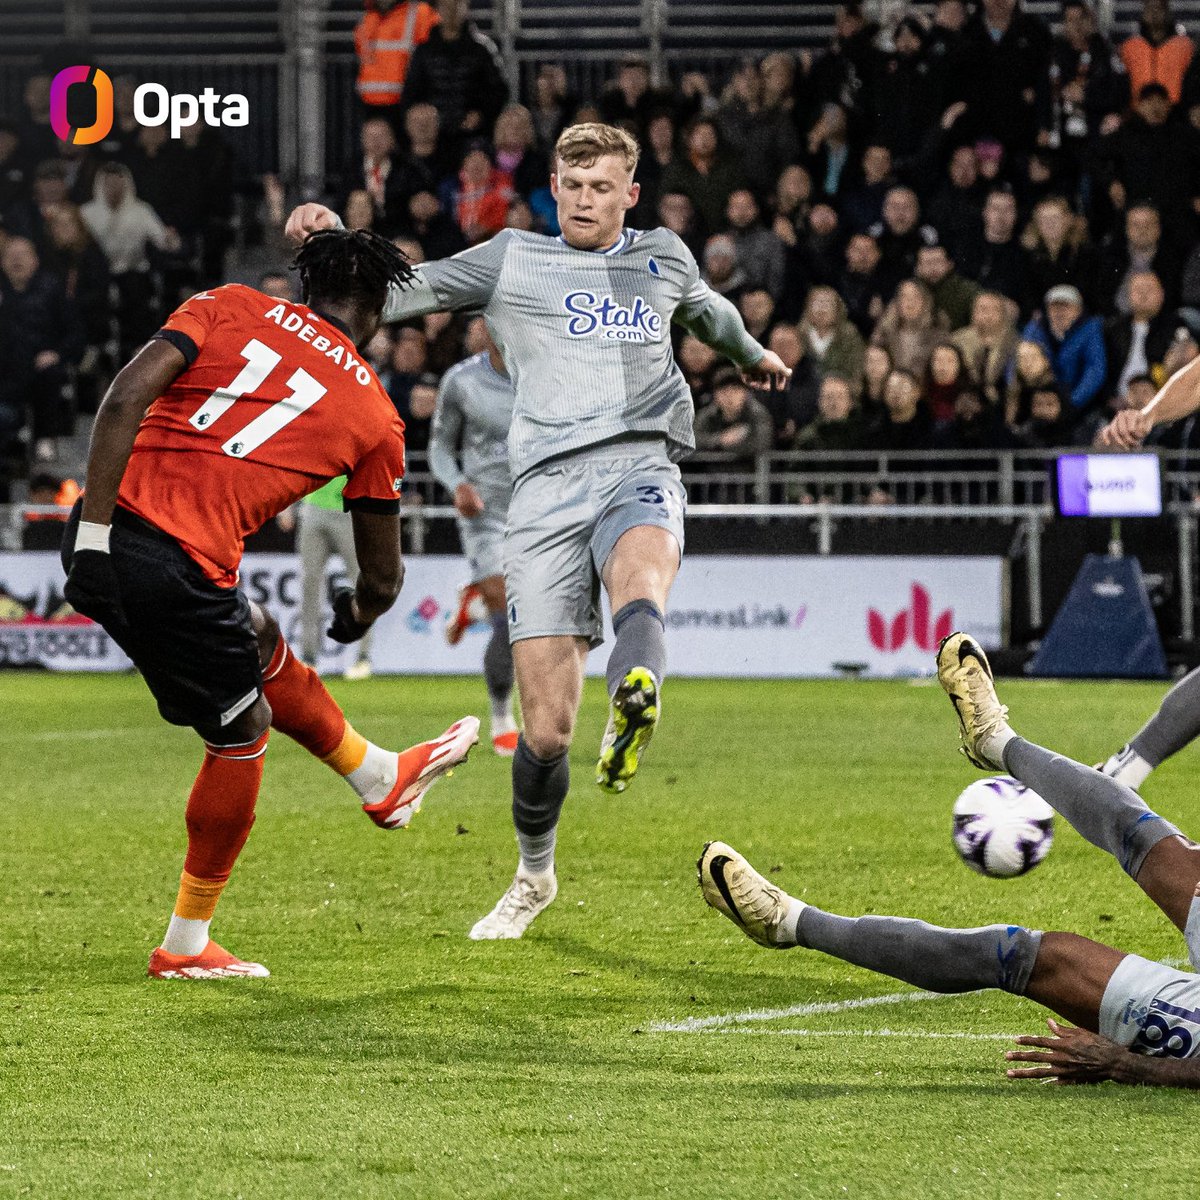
[491,704,516,735]
[162,914,210,956]
[1101,746,1154,790]
[517,830,557,879]
[779,898,809,948]
[981,724,1017,770]
[345,741,397,806]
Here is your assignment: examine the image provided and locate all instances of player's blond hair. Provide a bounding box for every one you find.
[554,123,640,174]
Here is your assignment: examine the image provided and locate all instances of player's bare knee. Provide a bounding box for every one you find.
[523,706,575,760]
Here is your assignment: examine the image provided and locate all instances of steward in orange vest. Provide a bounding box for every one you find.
[1120,6,1195,105]
[356,0,439,107]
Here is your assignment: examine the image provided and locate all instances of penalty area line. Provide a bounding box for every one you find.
[646,989,965,1033]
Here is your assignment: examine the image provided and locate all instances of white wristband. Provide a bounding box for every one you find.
[76,520,111,554]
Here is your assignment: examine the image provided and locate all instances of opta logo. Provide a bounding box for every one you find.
[50,66,114,146]
[50,65,248,142]
[867,584,952,653]
[563,292,663,342]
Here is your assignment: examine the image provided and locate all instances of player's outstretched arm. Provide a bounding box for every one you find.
[327,510,406,644]
[1006,1018,1200,1088]
[1100,353,1200,448]
[284,202,342,243]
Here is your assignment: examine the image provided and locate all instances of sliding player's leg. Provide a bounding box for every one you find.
[251,604,478,830]
[476,573,518,755]
[470,634,586,940]
[937,632,1200,932]
[697,841,1124,1031]
[1099,666,1200,789]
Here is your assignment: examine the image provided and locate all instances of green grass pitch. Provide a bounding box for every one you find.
[2,670,1198,1198]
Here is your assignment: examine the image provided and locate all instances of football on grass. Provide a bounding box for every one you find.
[952,776,1054,878]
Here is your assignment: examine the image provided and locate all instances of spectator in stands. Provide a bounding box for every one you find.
[444,143,511,244]
[959,185,1033,314]
[839,144,895,235]
[924,340,971,426]
[771,163,814,245]
[529,64,574,156]
[258,271,294,301]
[345,116,429,233]
[1106,270,1175,397]
[80,162,180,361]
[716,58,801,199]
[794,373,866,452]
[797,202,844,288]
[700,234,746,301]
[1022,195,1098,312]
[861,342,893,419]
[954,0,1053,155]
[925,145,985,266]
[761,51,805,140]
[403,371,439,454]
[1181,239,1200,325]
[1051,1,1129,194]
[661,117,745,238]
[935,386,1016,451]
[399,188,466,258]
[838,230,889,336]
[951,290,1019,408]
[871,278,946,377]
[914,239,980,331]
[1098,202,1180,315]
[1006,337,1060,425]
[867,367,935,452]
[1022,284,1107,416]
[693,367,775,463]
[1119,0,1194,105]
[17,75,56,169]
[657,191,704,259]
[677,334,719,404]
[805,103,855,203]
[797,285,865,389]
[1101,83,1200,242]
[738,289,776,344]
[869,15,943,164]
[355,0,440,118]
[632,112,678,227]
[493,104,548,200]
[725,189,786,301]
[870,185,926,296]
[383,326,429,418]
[402,102,453,185]
[402,0,509,141]
[1013,382,1074,447]
[0,121,26,217]
[765,321,822,440]
[599,54,673,136]
[345,189,377,232]
[809,2,877,118]
[0,236,84,461]
[505,197,534,231]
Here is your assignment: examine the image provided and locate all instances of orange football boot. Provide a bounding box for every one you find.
[147,940,269,980]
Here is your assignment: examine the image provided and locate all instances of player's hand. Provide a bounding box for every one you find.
[454,483,485,518]
[328,587,373,644]
[741,350,792,392]
[285,203,340,244]
[1098,408,1153,449]
[64,548,127,630]
[1005,1019,1125,1084]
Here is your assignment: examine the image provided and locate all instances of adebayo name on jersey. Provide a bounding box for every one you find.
[562,292,664,343]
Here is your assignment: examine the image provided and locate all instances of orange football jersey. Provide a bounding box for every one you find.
[118,284,406,586]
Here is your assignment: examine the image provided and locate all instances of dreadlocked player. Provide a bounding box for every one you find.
[62,229,480,980]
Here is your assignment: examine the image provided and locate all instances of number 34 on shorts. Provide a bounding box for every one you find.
[635,482,685,520]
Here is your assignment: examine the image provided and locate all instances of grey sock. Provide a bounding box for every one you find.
[1130,666,1200,768]
[1004,736,1181,877]
[796,908,1042,995]
[483,611,514,709]
[606,600,667,696]
[511,735,568,875]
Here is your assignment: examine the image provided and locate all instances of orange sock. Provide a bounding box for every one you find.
[263,637,350,759]
[173,871,227,921]
[181,730,269,885]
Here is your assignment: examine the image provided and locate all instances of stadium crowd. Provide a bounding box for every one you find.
[5,0,1200,497]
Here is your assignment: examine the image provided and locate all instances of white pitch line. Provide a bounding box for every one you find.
[712,1027,1020,1041]
[647,989,956,1033]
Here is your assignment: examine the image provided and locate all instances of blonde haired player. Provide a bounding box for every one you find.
[288,123,790,938]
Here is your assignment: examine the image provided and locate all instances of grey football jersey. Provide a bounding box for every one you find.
[383,227,765,478]
[428,351,514,497]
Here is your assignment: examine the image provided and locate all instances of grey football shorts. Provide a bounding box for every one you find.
[457,490,510,584]
[1099,950,1200,1059]
[504,441,686,647]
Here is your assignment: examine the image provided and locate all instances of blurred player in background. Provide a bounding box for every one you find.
[428,322,518,755]
[287,122,790,940]
[297,476,374,680]
[62,228,478,980]
[699,633,1200,1088]
[1099,344,1200,789]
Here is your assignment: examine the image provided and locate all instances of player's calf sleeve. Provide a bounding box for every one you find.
[795,909,1043,996]
[606,599,667,695]
[512,735,569,876]
[1130,665,1200,770]
[1003,737,1182,878]
[483,612,514,709]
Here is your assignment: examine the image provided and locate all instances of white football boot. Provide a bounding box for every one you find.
[468,869,558,940]
[935,632,1013,771]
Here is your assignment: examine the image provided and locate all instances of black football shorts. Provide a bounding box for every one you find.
[62,501,263,735]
